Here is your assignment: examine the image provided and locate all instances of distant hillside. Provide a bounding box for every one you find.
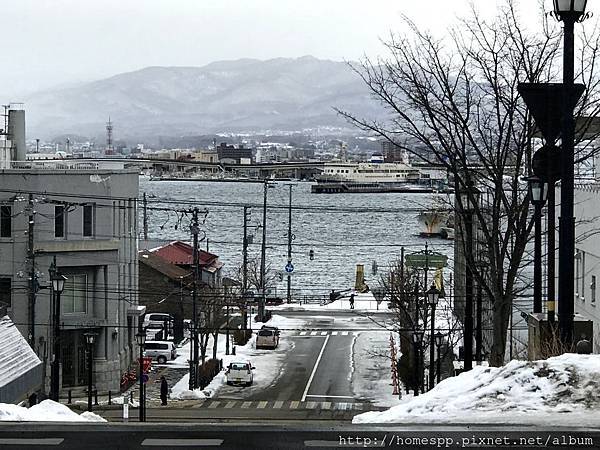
[24,56,386,141]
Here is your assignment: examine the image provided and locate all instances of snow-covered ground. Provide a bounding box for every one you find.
[171,314,308,400]
[354,354,600,426]
[0,400,106,422]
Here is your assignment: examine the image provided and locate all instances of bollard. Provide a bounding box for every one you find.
[67,390,72,404]
[94,389,98,405]
[108,391,112,405]
[122,395,129,422]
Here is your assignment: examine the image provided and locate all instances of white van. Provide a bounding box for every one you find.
[144,341,177,364]
[225,361,255,386]
[256,326,279,349]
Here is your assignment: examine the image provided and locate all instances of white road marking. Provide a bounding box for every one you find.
[289,401,300,409]
[306,401,317,409]
[225,401,236,409]
[241,401,253,409]
[257,401,268,408]
[274,400,284,409]
[208,401,221,408]
[320,331,328,336]
[299,331,307,336]
[142,439,223,446]
[305,394,355,399]
[310,331,318,336]
[336,402,349,410]
[341,331,349,336]
[0,439,64,446]
[321,402,332,410]
[331,331,338,336]
[301,334,330,402]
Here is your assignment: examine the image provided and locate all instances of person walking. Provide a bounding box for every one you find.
[160,376,168,406]
[349,293,355,310]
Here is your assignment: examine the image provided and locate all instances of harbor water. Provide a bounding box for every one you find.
[141,179,454,300]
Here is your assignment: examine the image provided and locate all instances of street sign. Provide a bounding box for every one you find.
[285,262,294,273]
[405,253,447,269]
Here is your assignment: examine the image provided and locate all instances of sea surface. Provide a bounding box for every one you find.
[140,178,454,300]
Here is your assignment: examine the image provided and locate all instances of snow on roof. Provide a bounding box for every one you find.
[0,315,42,389]
[354,353,600,425]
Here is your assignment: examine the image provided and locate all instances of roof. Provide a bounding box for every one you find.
[139,250,192,281]
[0,315,42,389]
[151,241,219,267]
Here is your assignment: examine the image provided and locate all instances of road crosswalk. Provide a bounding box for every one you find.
[191,400,381,411]
[296,331,360,336]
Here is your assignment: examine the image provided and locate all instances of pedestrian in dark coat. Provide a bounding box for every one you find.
[160,376,168,406]
[349,293,355,310]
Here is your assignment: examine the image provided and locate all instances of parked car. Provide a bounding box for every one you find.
[145,323,167,341]
[256,325,280,349]
[144,340,177,364]
[143,313,174,331]
[225,361,255,386]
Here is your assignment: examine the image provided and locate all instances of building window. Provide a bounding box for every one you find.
[0,205,11,238]
[63,274,87,314]
[55,205,66,238]
[0,278,11,308]
[592,276,596,304]
[83,204,94,237]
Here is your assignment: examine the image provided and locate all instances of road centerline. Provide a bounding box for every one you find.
[301,334,330,401]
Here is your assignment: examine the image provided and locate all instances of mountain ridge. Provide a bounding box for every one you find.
[24,56,385,141]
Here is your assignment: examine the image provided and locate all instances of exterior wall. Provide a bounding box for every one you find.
[573,184,600,353]
[0,168,140,394]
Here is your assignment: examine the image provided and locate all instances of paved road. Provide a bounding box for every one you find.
[1,423,598,450]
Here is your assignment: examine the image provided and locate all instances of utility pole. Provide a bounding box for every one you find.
[286,184,294,304]
[259,180,268,322]
[190,208,200,390]
[142,192,148,241]
[27,193,36,346]
[242,206,250,329]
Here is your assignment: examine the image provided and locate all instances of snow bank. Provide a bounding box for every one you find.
[354,354,600,425]
[0,399,107,422]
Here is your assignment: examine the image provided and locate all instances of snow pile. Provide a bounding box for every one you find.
[354,354,600,425]
[171,314,307,400]
[0,400,106,422]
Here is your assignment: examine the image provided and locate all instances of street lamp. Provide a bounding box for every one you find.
[426,285,440,390]
[49,265,67,402]
[458,181,479,371]
[84,333,96,412]
[411,330,424,395]
[528,176,548,314]
[553,0,588,346]
[135,332,146,422]
[435,331,444,384]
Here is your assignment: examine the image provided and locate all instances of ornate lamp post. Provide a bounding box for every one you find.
[426,285,440,390]
[553,0,588,345]
[84,333,96,412]
[459,182,479,371]
[435,331,444,384]
[135,332,146,422]
[528,176,548,314]
[49,265,67,402]
[411,330,424,395]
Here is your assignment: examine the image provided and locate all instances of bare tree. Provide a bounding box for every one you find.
[338,1,600,366]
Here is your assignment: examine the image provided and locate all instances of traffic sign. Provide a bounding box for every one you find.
[142,374,149,384]
[405,253,447,269]
[285,262,294,273]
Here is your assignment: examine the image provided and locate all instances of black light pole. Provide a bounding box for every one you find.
[435,332,443,384]
[411,330,424,396]
[49,263,66,402]
[259,179,268,322]
[528,176,548,313]
[426,285,440,390]
[136,332,146,422]
[460,184,479,372]
[554,0,588,345]
[475,262,489,364]
[547,185,556,323]
[84,333,96,412]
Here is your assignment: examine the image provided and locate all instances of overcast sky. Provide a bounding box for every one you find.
[3,0,553,97]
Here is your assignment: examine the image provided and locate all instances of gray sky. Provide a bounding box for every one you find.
[3,0,550,97]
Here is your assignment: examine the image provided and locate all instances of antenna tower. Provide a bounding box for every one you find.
[106,117,114,155]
